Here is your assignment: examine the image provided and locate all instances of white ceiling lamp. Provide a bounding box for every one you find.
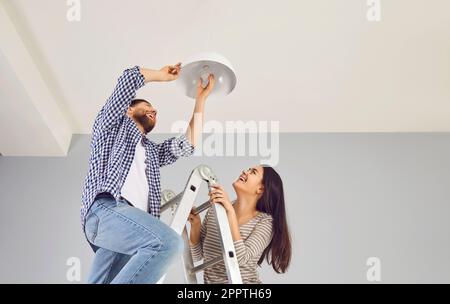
[177,52,237,99]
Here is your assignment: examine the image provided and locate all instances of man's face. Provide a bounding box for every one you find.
[128,101,157,134]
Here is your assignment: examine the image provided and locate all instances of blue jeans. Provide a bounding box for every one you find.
[84,194,184,284]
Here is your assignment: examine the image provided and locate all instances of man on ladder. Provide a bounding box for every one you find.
[81,63,215,284]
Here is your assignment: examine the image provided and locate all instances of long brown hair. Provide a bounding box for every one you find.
[256,165,292,273]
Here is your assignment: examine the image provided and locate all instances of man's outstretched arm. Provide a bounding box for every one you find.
[96,66,144,130]
[186,74,215,147]
[155,74,215,167]
[96,64,181,130]
[139,64,181,83]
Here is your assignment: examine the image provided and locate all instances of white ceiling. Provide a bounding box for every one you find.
[1,0,450,156]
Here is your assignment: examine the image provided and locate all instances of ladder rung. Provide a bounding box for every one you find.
[160,192,183,212]
[163,196,212,215]
[192,200,212,215]
[193,200,236,215]
[190,255,223,274]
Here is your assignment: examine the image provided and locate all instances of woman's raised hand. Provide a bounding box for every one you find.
[209,184,234,213]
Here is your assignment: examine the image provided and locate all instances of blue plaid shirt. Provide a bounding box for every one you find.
[80,66,194,229]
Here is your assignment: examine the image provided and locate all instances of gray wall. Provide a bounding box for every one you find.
[0,133,449,283]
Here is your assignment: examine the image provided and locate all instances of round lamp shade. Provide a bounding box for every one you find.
[177,52,237,99]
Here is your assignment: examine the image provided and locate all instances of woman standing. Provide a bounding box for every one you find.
[188,165,292,283]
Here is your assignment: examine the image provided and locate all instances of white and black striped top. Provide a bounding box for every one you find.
[190,207,273,284]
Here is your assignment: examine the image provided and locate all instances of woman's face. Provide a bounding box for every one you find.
[232,165,264,197]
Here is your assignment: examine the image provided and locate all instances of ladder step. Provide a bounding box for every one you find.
[158,165,243,284]
[191,200,212,215]
[163,197,212,215]
[160,192,182,212]
[190,255,223,274]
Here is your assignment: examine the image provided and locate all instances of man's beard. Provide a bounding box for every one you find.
[134,112,155,134]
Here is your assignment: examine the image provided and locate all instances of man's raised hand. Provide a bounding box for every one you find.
[159,62,182,81]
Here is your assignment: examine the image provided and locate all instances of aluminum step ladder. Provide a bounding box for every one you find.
[157,164,242,284]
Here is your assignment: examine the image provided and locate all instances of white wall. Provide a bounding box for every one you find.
[0,133,449,283]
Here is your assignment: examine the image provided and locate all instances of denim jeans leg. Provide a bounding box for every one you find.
[87,248,131,284]
[85,196,184,284]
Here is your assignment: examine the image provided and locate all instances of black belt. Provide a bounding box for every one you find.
[95,192,114,200]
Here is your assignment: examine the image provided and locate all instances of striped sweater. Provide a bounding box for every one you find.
[190,207,273,284]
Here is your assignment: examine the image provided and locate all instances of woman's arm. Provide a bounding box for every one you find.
[232,216,273,265]
[189,207,209,261]
[208,185,274,265]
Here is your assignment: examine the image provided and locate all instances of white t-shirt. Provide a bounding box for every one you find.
[120,139,149,212]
